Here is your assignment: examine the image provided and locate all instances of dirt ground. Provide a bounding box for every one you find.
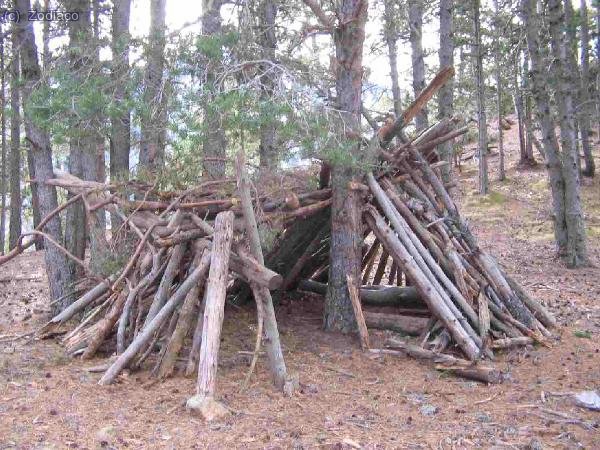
[1,119,600,449]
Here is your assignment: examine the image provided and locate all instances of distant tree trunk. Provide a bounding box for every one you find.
[110,0,131,230]
[437,0,454,183]
[522,54,535,163]
[473,0,488,194]
[16,0,76,311]
[492,0,504,181]
[580,0,595,177]
[201,0,227,180]
[65,0,108,275]
[0,30,6,255]
[257,0,279,169]
[42,0,50,69]
[563,0,583,173]
[384,0,402,117]
[521,0,567,256]
[513,51,526,164]
[547,0,588,266]
[8,27,21,250]
[408,0,428,132]
[139,0,167,173]
[596,1,600,137]
[324,0,368,333]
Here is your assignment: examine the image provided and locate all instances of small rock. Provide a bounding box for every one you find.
[475,412,491,423]
[300,383,319,394]
[419,404,438,416]
[573,390,600,411]
[283,373,300,397]
[186,395,229,421]
[96,425,116,447]
[526,437,544,450]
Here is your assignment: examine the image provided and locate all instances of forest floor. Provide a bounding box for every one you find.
[1,119,600,449]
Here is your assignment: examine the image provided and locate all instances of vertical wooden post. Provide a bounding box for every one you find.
[186,211,234,420]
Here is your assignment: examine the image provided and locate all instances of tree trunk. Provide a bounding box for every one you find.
[110,0,131,229]
[0,31,6,255]
[8,26,21,251]
[16,0,76,311]
[437,0,454,183]
[26,142,42,249]
[66,0,107,274]
[563,0,584,173]
[408,0,428,132]
[473,0,488,195]
[201,0,227,180]
[383,0,402,118]
[580,0,595,177]
[257,0,279,169]
[139,0,167,173]
[513,52,527,164]
[324,0,368,333]
[522,54,535,163]
[492,0,505,181]
[521,0,569,258]
[547,0,588,267]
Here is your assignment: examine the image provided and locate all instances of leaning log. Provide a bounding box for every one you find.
[365,206,481,360]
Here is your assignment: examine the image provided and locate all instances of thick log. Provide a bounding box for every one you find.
[347,275,370,350]
[190,211,234,404]
[364,312,428,336]
[298,279,423,307]
[365,206,481,360]
[382,338,503,384]
[229,248,283,290]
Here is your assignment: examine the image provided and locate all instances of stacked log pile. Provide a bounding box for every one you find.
[0,67,555,414]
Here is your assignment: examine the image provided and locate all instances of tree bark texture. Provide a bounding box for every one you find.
[16,0,75,311]
[579,0,595,177]
[473,0,488,195]
[323,0,368,333]
[408,0,428,132]
[139,0,167,172]
[8,25,21,250]
[383,0,402,117]
[437,0,454,183]
[201,0,227,180]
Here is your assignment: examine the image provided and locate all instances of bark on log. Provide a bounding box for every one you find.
[193,211,234,400]
[364,312,428,336]
[298,279,423,307]
[229,248,283,290]
[347,275,370,350]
